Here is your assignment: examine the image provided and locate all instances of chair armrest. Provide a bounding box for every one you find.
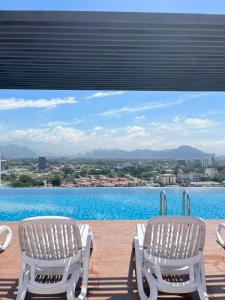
[0,225,12,251]
[216,223,225,248]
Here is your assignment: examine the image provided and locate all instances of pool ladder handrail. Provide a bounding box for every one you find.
[182,190,191,216]
[160,190,167,216]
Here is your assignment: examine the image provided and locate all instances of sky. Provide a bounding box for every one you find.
[0,1,225,156]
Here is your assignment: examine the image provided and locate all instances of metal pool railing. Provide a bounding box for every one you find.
[159,190,191,216]
[182,190,191,216]
[159,190,167,216]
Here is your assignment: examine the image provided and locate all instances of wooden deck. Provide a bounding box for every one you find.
[0,220,225,300]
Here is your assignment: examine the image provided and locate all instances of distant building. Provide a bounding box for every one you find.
[201,158,212,168]
[189,181,222,187]
[177,170,203,183]
[1,159,6,173]
[159,174,177,185]
[218,169,225,181]
[205,168,218,179]
[218,159,225,167]
[38,157,47,171]
[177,160,186,166]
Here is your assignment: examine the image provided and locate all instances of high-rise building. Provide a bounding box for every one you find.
[0,153,5,186]
[159,174,177,185]
[218,159,225,167]
[38,157,47,171]
[205,168,219,179]
[201,158,212,168]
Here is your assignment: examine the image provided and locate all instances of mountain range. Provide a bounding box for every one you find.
[84,145,214,160]
[0,144,215,160]
[0,144,36,158]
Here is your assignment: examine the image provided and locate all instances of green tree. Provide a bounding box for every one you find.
[50,175,62,187]
[62,167,74,176]
[11,174,34,187]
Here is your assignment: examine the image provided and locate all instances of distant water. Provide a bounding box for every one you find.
[0,187,224,221]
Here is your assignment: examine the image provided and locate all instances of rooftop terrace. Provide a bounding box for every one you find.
[0,220,225,299]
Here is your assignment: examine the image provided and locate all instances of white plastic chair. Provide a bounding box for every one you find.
[0,225,12,252]
[134,216,208,300]
[16,216,93,300]
[216,223,225,248]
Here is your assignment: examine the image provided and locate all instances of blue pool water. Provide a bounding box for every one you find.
[0,187,224,221]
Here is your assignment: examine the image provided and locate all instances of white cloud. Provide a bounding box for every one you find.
[85,91,125,100]
[0,124,159,153]
[152,122,191,137]
[173,116,180,123]
[92,126,104,131]
[101,99,186,117]
[151,116,217,136]
[0,113,223,155]
[188,92,213,99]
[184,118,216,129]
[42,121,69,127]
[72,118,84,125]
[6,126,86,145]
[100,92,212,118]
[125,126,148,138]
[0,97,77,111]
[134,115,145,121]
[90,126,104,136]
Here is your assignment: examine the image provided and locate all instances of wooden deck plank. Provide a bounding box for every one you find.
[0,220,225,300]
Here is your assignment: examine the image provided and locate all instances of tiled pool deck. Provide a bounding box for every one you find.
[0,220,225,299]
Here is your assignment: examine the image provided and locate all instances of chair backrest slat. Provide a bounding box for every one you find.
[143,216,205,260]
[19,217,82,260]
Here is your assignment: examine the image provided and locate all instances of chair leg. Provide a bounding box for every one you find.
[200,261,207,293]
[67,268,81,300]
[67,276,76,300]
[134,237,157,300]
[16,285,27,300]
[67,290,75,300]
[146,273,158,300]
[149,285,158,300]
[16,269,28,300]
[77,234,92,300]
[197,286,209,300]
[134,248,147,300]
[195,263,209,300]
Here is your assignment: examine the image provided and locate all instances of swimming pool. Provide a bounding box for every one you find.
[0,187,224,221]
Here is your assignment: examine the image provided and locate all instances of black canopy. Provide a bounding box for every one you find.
[0,11,225,91]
